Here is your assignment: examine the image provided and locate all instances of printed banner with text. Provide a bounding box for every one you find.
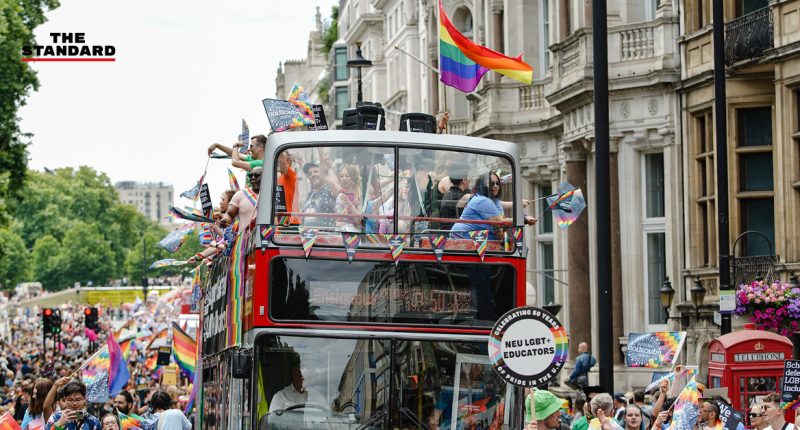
[626,331,686,368]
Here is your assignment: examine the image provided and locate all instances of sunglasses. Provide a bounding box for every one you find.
[490,181,500,187]
[748,413,763,418]
[247,173,262,178]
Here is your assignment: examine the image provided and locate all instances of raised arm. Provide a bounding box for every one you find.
[208,142,235,157]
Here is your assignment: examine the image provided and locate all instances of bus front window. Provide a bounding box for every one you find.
[253,335,524,430]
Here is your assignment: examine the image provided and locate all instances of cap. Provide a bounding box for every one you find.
[303,162,319,174]
[534,390,566,421]
[614,392,626,402]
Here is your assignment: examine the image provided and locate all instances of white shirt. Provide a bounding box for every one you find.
[269,384,326,412]
[158,409,191,430]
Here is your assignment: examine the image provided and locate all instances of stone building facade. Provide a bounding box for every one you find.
[277,0,800,391]
[115,181,174,225]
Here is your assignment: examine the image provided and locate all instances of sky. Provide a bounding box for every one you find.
[19,0,338,208]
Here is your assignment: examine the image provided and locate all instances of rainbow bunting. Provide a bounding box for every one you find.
[172,322,197,380]
[439,0,532,92]
[429,234,447,263]
[386,234,407,264]
[227,168,240,191]
[469,230,489,261]
[342,232,361,262]
[670,377,701,430]
[117,412,142,430]
[260,225,274,245]
[199,225,213,247]
[300,228,318,258]
[506,227,524,255]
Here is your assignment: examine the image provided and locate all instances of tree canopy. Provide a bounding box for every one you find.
[4,166,202,291]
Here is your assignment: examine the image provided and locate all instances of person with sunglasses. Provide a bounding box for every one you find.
[762,392,795,430]
[208,135,267,172]
[220,167,262,230]
[450,172,536,240]
[749,404,768,430]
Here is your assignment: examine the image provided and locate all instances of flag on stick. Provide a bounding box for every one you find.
[172,322,197,380]
[439,0,532,91]
[108,334,130,397]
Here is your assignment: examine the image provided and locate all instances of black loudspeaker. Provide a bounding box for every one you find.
[157,346,172,365]
[399,113,437,134]
[342,102,386,130]
[232,349,252,379]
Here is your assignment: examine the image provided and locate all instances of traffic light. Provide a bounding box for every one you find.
[42,308,53,335]
[42,308,61,336]
[84,307,99,331]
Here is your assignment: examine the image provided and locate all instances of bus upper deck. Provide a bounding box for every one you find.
[201,130,532,430]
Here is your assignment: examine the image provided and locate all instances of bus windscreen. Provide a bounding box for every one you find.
[271,145,515,244]
[270,258,515,326]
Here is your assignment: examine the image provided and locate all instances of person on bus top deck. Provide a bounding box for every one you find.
[300,162,336,227]
[220,167,261,230]
[207,134,267,172]
[437,160,470,231]
[450,171,536,240]
[269,362,325,413]
[276,150,300,225]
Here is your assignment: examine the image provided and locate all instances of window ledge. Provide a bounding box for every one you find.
[735,190,774,199]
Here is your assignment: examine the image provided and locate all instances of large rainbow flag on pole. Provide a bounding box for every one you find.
[438,0,532,92]
[172,322,197,380]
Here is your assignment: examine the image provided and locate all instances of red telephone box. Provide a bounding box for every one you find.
[707,327,794,420]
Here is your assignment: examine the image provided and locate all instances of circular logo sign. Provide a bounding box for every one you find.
[488,306,569,387]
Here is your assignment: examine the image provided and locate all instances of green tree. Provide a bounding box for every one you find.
[0,0,61,225]
[0,227,30,289]
[31,234,59,291]
[321,5,339,56]
[53,222,115,289]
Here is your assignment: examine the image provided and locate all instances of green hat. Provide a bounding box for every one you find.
[535,390,565,421]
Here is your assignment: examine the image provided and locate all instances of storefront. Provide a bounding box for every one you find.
[707,327,793,417]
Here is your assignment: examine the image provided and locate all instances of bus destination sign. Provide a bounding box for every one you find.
[488,306,569,387]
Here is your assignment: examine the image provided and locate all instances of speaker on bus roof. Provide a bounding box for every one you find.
[399,113,437,134]
[341,102,386,131]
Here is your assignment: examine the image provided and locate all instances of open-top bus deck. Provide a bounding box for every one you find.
[201,131,531,430]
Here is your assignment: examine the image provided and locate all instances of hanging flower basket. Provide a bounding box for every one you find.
[735,280,800,336]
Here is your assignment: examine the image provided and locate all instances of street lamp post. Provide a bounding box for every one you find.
[142,237,148,298]
[347,42,373,105]
[690,276,707,319]
[660,277,676,323]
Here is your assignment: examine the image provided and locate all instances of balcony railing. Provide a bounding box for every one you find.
[725,6,773,66]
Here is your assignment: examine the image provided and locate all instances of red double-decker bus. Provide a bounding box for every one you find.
[201,130,530,430]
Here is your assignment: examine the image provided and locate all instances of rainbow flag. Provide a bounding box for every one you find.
[670,377,701,430]
[0,413,22,430]
[172,322,197,380]
[438,0,532,92]
[144,353,158,371]
[80,346,110,403]
[108,333,130,397]
[117,411,142,430]
[227,168,240,191]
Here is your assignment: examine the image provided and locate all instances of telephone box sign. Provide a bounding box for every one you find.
[488,306,569,387]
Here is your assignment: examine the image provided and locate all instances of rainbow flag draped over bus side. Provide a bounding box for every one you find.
[438,0,532,92]
[172,322,197,380]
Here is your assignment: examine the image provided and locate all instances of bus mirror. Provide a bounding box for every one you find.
[232,348,252,379]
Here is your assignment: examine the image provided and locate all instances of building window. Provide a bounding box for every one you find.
[691,0,711,32]
[693,110,716,267]
[794,90,800,190]
[645,0,661,20]
[736,107,774,256]
[737,0,768,16]
[334,47,348,81]
[642,152,666,326]
[536,184,555,306]
[539,0,550,70]
[335,87,349,119]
